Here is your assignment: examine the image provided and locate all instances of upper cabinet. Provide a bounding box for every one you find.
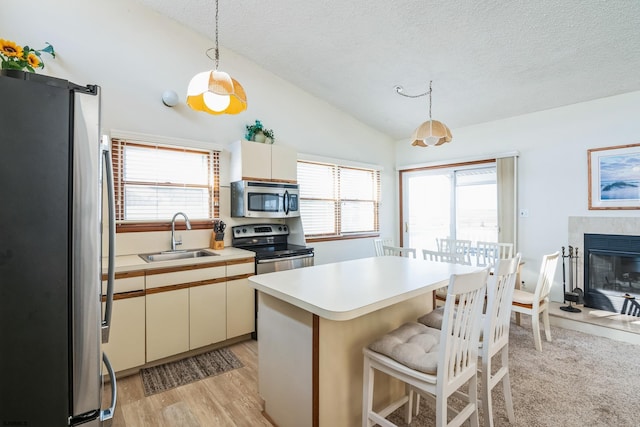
[229,140,297,183]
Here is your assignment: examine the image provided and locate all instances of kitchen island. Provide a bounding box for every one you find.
[248,256,480,427]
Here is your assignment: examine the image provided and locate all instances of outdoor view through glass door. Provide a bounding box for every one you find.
[402,164,497,253]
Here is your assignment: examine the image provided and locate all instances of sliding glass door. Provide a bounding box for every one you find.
[401,162,497,253]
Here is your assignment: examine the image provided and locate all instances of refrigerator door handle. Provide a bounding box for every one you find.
[100,352,117,427]
[101,137,116,343]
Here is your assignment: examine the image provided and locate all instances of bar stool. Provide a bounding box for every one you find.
[362,268,489,427]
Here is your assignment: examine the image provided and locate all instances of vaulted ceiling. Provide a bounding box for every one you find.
[137,0,640,140]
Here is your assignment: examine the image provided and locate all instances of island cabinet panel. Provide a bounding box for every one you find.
[317,293,432,426]
[258,293,314,427]
[146,288,190,362]
[190,282,227,349]
[101,295,145,373]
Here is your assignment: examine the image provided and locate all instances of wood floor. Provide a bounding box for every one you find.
[105,340,273,427]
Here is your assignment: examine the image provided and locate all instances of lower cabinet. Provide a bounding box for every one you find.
[190,282,227,349]
[105,257,255,369]
[146,288,190,362]
[227,277,255,338]
[102,295,146,372]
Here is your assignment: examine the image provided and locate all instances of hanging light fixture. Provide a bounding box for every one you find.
[395,80,452,147]
[187,0,247,115]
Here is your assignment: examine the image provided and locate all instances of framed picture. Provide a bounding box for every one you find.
[588,143,640,210]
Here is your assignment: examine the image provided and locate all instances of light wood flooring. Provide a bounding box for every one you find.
[104,340,273,427]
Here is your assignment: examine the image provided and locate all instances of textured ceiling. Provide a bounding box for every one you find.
[136,0,640,140]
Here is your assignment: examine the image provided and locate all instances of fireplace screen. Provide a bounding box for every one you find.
[584,234,640,316]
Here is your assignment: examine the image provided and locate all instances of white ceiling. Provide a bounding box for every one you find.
[136,0,640,140]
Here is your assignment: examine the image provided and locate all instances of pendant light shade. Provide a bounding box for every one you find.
[396,80,452,147]
[187,70,247,115]
[410,119,452,147]
[186,0,247,115]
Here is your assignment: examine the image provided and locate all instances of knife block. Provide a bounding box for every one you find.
[210,232,225,250]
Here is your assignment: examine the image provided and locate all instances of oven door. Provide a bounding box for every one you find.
[256,253,314,274]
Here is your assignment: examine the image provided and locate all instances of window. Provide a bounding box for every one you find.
[111,138,219,232]
[297,160,380,240]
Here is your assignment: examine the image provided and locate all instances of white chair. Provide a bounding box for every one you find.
[383,245,417,258]
[422,249,465,264]
[511,251,560,351]
[418,254,521,427]
[476,241,514,267]
[374,238,394,256]
[437,238,472,265]
[362,268,490,427]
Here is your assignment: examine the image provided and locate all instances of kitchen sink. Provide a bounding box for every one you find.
[139,249,219,263]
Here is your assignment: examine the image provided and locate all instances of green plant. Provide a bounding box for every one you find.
[0,38,55,72]
[245,119,275,142]
[262,128,274,140]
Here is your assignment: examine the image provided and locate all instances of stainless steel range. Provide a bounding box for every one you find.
[232,223,314,274]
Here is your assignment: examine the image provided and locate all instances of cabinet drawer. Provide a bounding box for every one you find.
[102,275,144,294]
[227,261,254,276]
[146,265,226,289]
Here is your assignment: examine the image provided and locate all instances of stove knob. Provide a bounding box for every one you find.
[278,226,283,231]
[242,228,247,233]
[283,225,288,231]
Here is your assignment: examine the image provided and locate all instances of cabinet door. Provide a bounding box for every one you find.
[227,277,255,338]
[238,140,272,181]
[146,288,189,362]
[102,295,145,373]
[190,282,227,349]
[271,144,297,182]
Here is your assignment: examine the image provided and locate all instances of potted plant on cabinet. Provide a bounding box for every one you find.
[245,120,275,144]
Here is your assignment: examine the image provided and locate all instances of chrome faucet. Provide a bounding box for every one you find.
[171,212,191,251]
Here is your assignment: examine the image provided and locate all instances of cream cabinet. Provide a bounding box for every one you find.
[229,139,297,183]
[101,273,146,373]
[106,257,255,368]
[146,287,190,362]
[226,260,256,338]
[189,281,227,350]
[145,264,226,362]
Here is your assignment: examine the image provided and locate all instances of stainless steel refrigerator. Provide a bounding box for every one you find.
[0,70,116,427]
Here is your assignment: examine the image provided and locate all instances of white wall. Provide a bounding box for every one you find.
[1,0,395,263]
[396,90,640,301]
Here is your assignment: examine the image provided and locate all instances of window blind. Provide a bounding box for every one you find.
[298,160,380,238]
[111,139,219,226]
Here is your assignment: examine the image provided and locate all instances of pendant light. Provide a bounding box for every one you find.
[395,80,452,147]
[187,0,247,115]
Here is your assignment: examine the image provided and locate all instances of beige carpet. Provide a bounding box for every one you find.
[140,347,243,396]
[386,316,640,427]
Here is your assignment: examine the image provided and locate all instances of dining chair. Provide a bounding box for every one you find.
[436,238,473,265]
[382,245,417,258]
[418,254,521,427]
[422,249,464,264]
[476,241,514,267]
[362,268,489,427]
[374,238,394,256]
[511,251,560,351]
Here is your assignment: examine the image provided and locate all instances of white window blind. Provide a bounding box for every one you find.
[298,160,380,238]
[111,139,219,225]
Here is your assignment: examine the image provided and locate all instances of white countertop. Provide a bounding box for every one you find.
[248,256,481,321]
[104,247,255,274]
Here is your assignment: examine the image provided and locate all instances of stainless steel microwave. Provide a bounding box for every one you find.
[231,180,300,218]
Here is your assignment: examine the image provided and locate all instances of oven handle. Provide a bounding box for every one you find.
[257,253,314,264]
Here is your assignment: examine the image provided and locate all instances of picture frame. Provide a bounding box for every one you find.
[588,143,640,210]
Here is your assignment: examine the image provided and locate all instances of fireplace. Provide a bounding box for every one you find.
[584,233,640,316]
